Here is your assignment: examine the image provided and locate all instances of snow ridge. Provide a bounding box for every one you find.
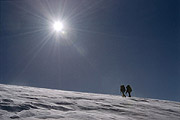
[0,84,179,120]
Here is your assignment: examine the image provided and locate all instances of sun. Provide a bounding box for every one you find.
[53,21,64,32]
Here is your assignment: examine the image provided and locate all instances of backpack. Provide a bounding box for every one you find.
[126,85,132,92]
[120,85,125,92]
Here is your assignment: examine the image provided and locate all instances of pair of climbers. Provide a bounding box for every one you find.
[120,85,132,97]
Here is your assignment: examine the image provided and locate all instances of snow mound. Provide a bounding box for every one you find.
[0,84,179,120]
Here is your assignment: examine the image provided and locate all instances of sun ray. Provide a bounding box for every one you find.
[69,27,127,39]
[65,0,103,24]
[2,28,47,39]
[4,0,111,82]
[15,32,52,79]
[9,1,49,22]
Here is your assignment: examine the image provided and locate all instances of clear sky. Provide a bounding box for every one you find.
[0,0,179,101]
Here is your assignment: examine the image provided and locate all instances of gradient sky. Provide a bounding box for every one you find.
[0,0,179,101]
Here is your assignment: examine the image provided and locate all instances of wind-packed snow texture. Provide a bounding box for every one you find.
[0,84,179,120]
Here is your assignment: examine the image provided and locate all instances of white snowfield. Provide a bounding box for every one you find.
[0,84,179,120]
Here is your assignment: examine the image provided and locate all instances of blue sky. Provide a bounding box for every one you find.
[0,0,179,101]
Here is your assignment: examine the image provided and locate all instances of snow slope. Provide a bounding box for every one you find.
[0,84,179,120]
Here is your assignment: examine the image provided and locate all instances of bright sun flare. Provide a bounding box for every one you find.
[53,21,64,32]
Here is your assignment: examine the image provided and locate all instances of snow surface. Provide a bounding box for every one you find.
[0,84,179,120]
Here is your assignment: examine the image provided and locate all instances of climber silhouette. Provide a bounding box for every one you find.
[120,85,126,97]
[126,85,132,97]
